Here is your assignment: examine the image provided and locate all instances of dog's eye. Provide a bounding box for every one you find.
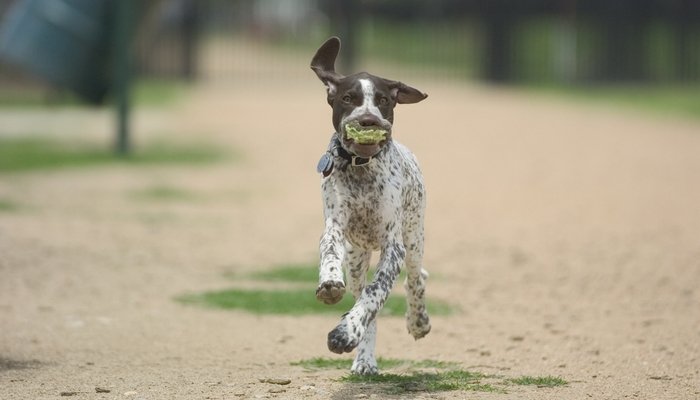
[378,97,389,106]
[342,95,352,104]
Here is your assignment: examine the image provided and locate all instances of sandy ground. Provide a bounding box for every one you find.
[2,48,700,399]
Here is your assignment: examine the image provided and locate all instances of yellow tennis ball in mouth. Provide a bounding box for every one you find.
[345,124,387,144]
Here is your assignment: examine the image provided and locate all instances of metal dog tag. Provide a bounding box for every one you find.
[316,152,333,176]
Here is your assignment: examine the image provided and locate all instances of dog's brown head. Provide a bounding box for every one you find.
[311,37,428,158]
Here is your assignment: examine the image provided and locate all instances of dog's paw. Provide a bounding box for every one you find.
[406,311,431,340]
[316,280,346,305]
[327,323,359,354]
[351,358,378,375]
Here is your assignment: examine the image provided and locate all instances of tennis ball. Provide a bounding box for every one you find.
[345,123,387,144]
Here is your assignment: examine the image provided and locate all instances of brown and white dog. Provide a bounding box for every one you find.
[311,37,430,375]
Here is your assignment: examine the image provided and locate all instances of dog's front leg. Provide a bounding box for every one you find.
[327,239,405,354]
[316,181,346,305]
[317,218,346,304]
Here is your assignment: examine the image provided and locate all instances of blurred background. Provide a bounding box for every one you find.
[2,3,700,398]
[0,0,699,115]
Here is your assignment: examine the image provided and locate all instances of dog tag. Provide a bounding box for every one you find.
[316,152,333,176]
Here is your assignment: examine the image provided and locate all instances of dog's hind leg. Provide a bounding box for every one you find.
[342,245,377,375]
[327,237,405,355]
[343,243,371,301]
[352,320,377,374]
[403,223,431,340]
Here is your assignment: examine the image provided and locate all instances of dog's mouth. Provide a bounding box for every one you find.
[341,123,391,158]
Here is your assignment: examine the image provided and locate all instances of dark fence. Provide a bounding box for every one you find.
[1,0,699,86]
[133,0,700,84]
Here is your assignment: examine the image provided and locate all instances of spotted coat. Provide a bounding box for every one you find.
[317,137,431,375]
[311,36,431,375]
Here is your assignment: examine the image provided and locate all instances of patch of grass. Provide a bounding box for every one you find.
[177,288,453,316]
[245,263,412,286]
[529,84,700,119]
[0,199,20,212]
[291,357,353,370]
[508,375,568,388]
[294,357,568,395]
[0,137,228,173]
[248,263,442,289]
[183,263,455,316]
[294,356,497,394]
[342,370,500,394]
[247,264,319,283]
[409,359,461,369]
[177,288,347,315]
[131,185,197,201]
[291,357,457,371]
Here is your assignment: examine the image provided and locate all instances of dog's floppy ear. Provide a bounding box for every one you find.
[311,36,344,98]
[387,80,428,104]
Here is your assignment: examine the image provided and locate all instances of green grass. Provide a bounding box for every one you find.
[291,357,458,371]
[247,264,319,283]
[244,263,411,285]
[341,370,500,394]
[176,287,453,316]
[180,263,455,316]
[508,375,568,388]
[0,199,20,212]
[0,137,228,173]
[531,84,700,119]
[131,185,197,202]
[291,357,354,370]
[293,357,567,395]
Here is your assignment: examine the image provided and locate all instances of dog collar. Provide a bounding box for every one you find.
[316,134,375,177]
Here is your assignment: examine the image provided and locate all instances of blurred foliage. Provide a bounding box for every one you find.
[359,18,479,78]
[0,79,186,108]
[530,84,700,118]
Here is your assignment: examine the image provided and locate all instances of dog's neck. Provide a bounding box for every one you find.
[317,133,391,177]
[331,132,389,164]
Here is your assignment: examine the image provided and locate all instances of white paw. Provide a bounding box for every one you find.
[406,311,431,340]
[316,280,345,305]
[351,358,378,375]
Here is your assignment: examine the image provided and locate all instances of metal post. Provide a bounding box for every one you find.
[482,0,513,83]
[181,0,199,81]
[113,0,134,156]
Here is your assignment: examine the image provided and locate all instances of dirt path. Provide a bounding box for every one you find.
[1,61,700,399]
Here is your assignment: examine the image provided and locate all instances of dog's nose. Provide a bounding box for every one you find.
[358,115,380,127]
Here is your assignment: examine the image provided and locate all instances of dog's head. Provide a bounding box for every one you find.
[311,37,427,158]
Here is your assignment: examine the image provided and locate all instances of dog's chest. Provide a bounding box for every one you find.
[343,180,394,249]
[329,159,404,250]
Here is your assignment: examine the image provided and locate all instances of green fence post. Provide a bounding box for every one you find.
[113,0,134,156]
